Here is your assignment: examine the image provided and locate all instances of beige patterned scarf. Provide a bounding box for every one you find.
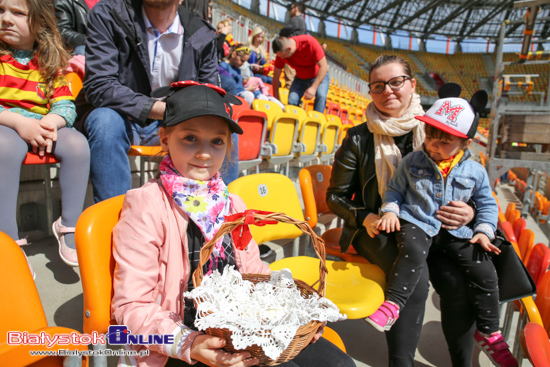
[366,93,425,198]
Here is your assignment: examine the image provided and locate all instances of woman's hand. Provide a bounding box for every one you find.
[190,334,259,367]
[363,213,381,238]
[310,322,326,344]
[437,201,475,230]
[250,64,262,72]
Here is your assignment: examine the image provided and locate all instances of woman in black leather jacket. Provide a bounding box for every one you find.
[327,55,478,367]
[54,0,95,55]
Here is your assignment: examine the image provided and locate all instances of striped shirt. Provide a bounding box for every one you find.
[0,50,75,125]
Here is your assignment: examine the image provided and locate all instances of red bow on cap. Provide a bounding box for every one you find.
[170,81,227,95]
[224,210,278,250]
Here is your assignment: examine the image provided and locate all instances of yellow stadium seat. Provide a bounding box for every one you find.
[228,173,304,252]
[228,174,386,319]
[252,100,301,174]
[269,256,386,319]
[318,113,342,163]
[278,88,289,105]
[285,105,325,164]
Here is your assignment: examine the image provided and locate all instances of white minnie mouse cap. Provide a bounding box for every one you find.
[416,97,476,139]
[415,83,488,139]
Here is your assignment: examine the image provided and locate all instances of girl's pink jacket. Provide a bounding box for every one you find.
[111,180,270,366]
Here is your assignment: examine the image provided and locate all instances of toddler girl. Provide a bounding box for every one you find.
[0,0,90,273]
[366,83,516,367]
[111,82,355,367]
[240,64,285,109]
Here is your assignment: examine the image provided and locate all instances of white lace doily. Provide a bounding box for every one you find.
[184,266,346,360]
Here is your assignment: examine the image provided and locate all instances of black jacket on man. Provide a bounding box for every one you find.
[81,0,219,126]
[54,0,90,49]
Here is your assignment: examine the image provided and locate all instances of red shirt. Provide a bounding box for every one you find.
[274,35,325,80]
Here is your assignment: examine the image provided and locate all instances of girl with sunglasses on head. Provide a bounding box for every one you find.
[218,43,255,106]
[327,55,482,367]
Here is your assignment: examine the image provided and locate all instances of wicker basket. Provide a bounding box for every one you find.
[191,211,328,366]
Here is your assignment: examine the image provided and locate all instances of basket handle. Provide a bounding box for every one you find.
[192,210,327,296]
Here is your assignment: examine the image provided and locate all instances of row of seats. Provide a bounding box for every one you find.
[507,170,550,225]
[235,98,347,175]
[493,196,550,365]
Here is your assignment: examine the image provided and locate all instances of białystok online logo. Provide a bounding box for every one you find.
[106,325,174,345]
[8,325,174,347]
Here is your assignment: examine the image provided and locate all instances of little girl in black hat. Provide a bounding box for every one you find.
[366,83,517,367]
[110,82,356,367]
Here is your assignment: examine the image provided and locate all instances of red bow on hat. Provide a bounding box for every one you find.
[224,210,278,250]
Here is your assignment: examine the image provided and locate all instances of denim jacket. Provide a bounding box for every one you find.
[381,148,497,240]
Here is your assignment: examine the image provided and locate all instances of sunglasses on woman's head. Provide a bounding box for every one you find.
[368,75,412,94]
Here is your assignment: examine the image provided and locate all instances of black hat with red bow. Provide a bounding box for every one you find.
[151,81,243,134]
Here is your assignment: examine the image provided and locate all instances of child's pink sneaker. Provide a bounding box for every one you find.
[365,301,400,332]
[474,330,518,367]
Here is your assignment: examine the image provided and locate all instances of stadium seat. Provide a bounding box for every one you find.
[520,323,550,367]
[285,105,324,164]
[127,145,165,186]
[318,114,342,163]
[322,326,346,352]
[252,100,301,175]
[513,217,527,241]
[278,88,289,105]
[301,97,315,113]
[326,103,341,117]
[0,231,89,366]
[518,229,536,263]
[526,243,550,288]
[65,72,83,98]
[228,173,304,255]
[298,165,367,264]
[233,108,269,174]
[535,271,550,336]
[75,195,126,366]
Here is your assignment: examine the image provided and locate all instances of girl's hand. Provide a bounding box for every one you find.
[437,201,475,230]
[363,213,381,238]
[37,120,58,156]
[470,233,500,254]
[14,117,54,150]
[190,335,259,367]
[377,212,400,233]
[251,64,261,72]
[310,322,326,344]
[245,84,256,91]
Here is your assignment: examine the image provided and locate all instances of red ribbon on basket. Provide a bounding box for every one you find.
[224,210,278,250]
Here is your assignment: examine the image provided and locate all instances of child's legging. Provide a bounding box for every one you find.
[386,219,500,334]
[0,125,90,242]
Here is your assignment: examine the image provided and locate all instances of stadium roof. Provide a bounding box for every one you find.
[293,0,550,43]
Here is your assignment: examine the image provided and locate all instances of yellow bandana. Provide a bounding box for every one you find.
[436,150,464,177]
